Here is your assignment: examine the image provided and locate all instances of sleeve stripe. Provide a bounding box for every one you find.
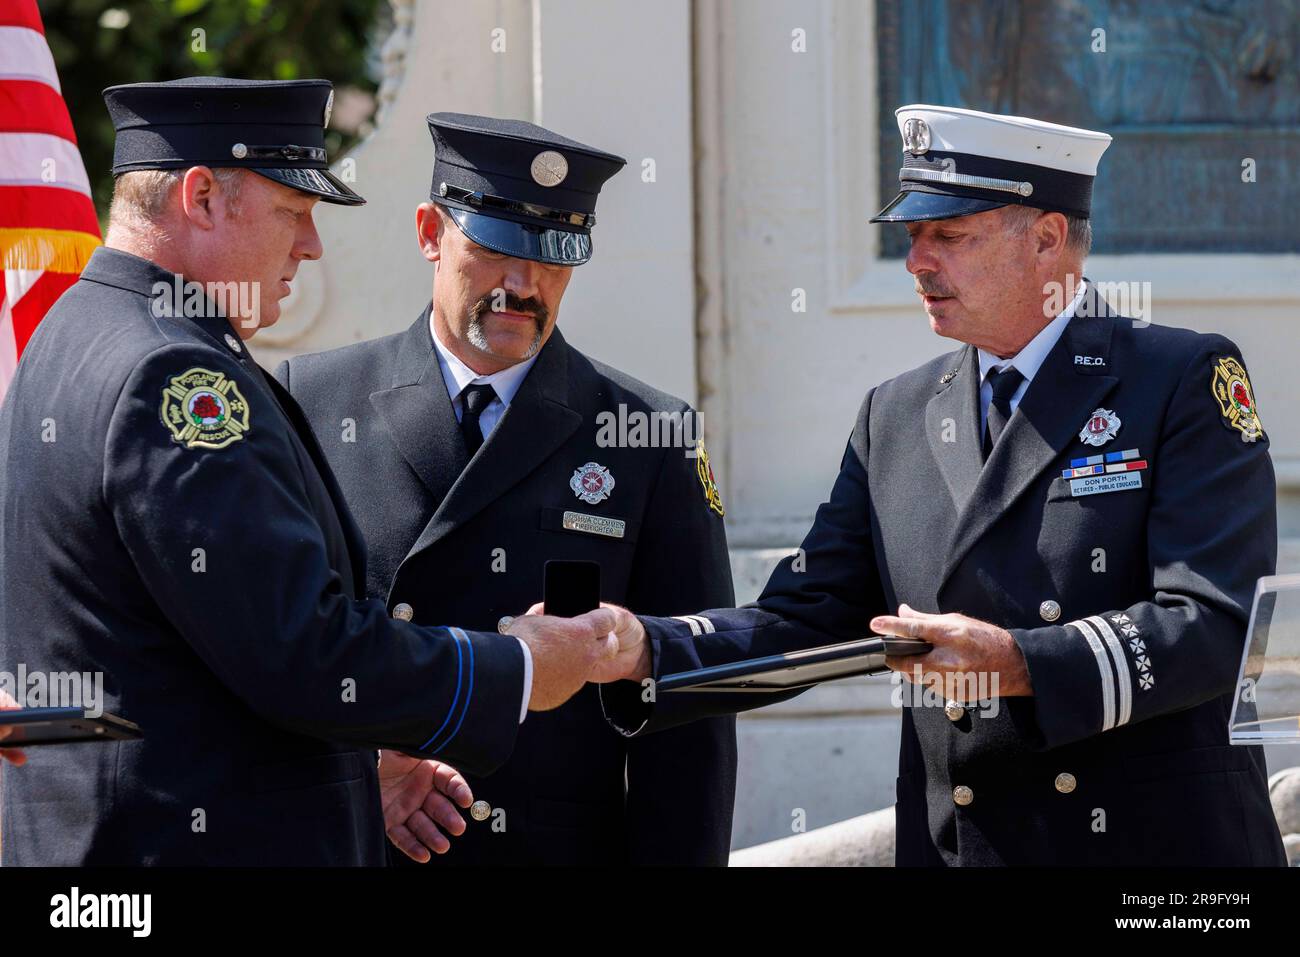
[431,627,475,754]
[672,615,702,636]
[420,628,465,751]
[1087,615,1133,728]
[1068,618,1116,731]
[684,614,715,634]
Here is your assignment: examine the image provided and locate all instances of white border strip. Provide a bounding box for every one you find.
[1069,618,1116,731]
[1088,615,1133,728]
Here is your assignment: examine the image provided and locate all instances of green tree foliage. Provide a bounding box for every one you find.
[39,0,385,213]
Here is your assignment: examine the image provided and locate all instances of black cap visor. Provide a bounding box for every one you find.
[252,167,365,206]
[870,188,1006,223]
[448,207,591,266]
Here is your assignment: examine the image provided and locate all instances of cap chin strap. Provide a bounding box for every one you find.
[230,143,327,163]
[899,166,1034,198]
[437,182,594,228]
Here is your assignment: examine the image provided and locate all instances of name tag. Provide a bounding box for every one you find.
[562,510,626,539]
[1069,472,1142,497]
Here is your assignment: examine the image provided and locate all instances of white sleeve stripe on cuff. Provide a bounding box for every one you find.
[1068,618,1116,731]
[672,615,702,636]
[1087,615,1133,728]
[514,636,532,724]
[684,614,715,634]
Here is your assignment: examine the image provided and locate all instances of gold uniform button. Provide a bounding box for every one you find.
[944,699,965,722]
[391,602,414,621]
[1039,600,1062,622]
[1055,772,1077,794]
[497,615,515,634]
[470,800,492,822]
[952,785,974,807]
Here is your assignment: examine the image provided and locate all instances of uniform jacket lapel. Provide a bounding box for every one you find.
[406,328,583,559]
[938,284,1121,591]
[925,343,984,517]
[368,305,470,506]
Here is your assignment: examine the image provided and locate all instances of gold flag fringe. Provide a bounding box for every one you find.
[0,228,102,274]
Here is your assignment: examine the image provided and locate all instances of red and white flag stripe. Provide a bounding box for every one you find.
[0,22,61,88]
[0,0,101,404]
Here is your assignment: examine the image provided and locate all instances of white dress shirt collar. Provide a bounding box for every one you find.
[977,278,1087,385]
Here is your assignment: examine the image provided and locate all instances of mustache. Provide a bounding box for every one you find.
[915,280,956,298]
[471,292,549,327]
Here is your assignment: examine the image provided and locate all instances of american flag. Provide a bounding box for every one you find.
[0,0,101,403]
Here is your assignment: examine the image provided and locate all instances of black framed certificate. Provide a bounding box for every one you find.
[658,637,931,693]
[0,708,142,746]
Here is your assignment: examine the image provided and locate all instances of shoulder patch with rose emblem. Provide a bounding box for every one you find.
[159,367,251,450]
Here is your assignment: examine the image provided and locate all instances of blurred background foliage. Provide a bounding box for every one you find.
[38,0,389,215]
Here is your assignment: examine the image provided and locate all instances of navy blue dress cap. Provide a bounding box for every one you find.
[102,77,364,206]
[427,112,626,265]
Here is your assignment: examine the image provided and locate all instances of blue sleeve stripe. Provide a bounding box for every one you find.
[419,628,463,751]
[431,629,478,754]
[431,628,475,754]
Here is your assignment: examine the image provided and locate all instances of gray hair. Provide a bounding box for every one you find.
[1000,204,1092,260]
[107,167,245,234]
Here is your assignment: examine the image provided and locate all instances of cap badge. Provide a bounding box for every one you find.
[570,462,614,504]
[230,143,248,159]
[902,117,931,156]
[323,89,334,129]
[531,150,569,188]
[1078,408,1121,447]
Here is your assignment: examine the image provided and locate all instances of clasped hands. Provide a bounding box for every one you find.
[380,602,649,862]
[381,601,1031,861]
[498,600,1033,701]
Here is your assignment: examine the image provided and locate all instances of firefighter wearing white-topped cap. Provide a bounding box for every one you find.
[596,105,1286,866]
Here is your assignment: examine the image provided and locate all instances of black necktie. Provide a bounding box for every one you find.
[459,383,496,458]
[982,366,1024,460]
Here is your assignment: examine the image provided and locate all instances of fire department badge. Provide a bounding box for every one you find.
[1078,408,1121,447]
[1211,355,1264,441]
[695,439,724,516]
[530,150,568,188]
[569,462,614,505]
[160,367,250,450]
[902,117,931,156]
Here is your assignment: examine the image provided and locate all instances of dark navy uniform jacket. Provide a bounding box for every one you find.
[604,287,1287,866]
[276,310,737,865]
[0,248,524,865]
